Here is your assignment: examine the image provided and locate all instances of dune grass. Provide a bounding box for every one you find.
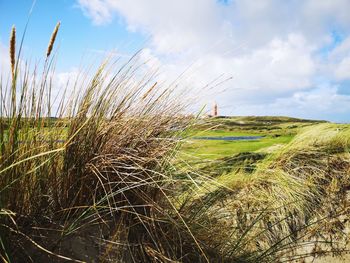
[180,122,350,262]
[0,24,199,262]
[1,23,350,263]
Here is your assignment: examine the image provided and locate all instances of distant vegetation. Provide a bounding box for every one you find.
[1,24,350,263]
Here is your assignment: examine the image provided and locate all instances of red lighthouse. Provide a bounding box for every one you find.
[213,102,218,117]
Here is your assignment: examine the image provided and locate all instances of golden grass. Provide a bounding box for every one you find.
[9,26,16,76]
[46,21,60,58]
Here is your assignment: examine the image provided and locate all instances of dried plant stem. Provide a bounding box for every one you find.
[9,26,16,77]
[46,21,60,58]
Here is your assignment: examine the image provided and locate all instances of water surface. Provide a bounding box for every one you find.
[193,136,264,141]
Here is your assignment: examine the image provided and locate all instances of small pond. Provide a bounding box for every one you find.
[192,136,264,141]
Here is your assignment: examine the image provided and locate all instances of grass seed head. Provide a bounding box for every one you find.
[10,25,16,75]
[46,21,60,58]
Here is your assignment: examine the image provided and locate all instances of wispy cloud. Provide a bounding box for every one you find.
[0,41,10,75]
[77,0,113,25]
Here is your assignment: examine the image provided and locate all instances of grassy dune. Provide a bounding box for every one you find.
[1,25,350,263]
[178,121,350,262]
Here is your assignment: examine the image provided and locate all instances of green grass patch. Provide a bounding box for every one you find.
[187,129,261,137]
[181,132,294,160]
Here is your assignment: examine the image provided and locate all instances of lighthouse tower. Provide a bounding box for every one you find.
[213,102,218,117]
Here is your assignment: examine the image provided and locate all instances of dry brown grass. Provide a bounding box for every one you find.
[46,21,60,58]
[9,25,16,76]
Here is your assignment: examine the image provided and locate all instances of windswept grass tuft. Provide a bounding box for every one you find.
[0,24,197,262]
[1,23,350,263]
[180,123,350,262]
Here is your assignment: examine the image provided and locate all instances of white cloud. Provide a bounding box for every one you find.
[334,57,350,80]
[78,0,232,53]
[302,0,350,31]
[272,86,350,113]
[77,0,350,121]
[78,0,113,25]
[328,37,350,80]
[155,33,316,112]
[231,86,350,122]
[0,41,10,78]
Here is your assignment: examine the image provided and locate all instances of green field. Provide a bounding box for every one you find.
[181,116,320,161]
[183,131,293,160]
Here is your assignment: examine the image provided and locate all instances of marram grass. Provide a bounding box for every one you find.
[9,26,16,76]
[1,24,350,263]
[46,21,60,58]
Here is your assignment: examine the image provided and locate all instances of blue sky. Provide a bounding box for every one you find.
[1,0,350,122]
[0,0,144,71]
